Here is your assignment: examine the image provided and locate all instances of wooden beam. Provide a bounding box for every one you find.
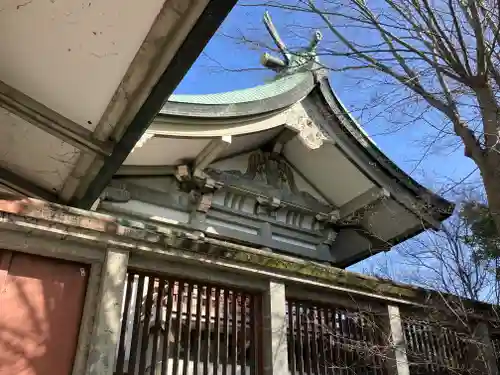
[339,186,390,218]
[193,135,232,172]
[0,80,113,157]
[272,128,296,154]
[0,166,59,202]
[115,165,176,176]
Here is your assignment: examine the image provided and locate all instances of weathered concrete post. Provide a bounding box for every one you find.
[472,322,498,375]
[262,281,289,375]
[86,248,129,375]
[387,304,410,375]
[71,263,102,375]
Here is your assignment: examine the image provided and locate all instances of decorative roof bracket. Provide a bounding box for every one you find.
[175,165,224,213]
[193,135,232,174]
[285,105,330,150]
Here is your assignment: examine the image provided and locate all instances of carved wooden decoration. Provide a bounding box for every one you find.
[244,150,297,193]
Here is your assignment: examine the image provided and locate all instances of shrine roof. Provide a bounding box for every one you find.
[116,69,454,267]
[168,71,311,106]
[109,13,454,267]
[162,71,315,118]
[157,71,453,222]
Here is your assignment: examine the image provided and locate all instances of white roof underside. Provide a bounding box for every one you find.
[0,0,215,204]
[125,105,375,208]
[0,0,164,130]
[0,109,80,193]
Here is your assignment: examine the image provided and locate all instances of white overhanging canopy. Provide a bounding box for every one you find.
[0,0,236,209]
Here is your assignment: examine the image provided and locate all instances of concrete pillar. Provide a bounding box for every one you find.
[262,281,289,375]
[472,322,498,375]
[71,263,102,375]
[387,305,410,375]
[86,248,129,375]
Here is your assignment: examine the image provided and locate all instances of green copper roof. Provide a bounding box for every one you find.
[168,72,310,105]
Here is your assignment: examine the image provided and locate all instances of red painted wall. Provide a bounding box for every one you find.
[0,251,89,375]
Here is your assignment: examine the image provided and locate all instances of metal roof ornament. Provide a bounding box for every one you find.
[260,11,322,78]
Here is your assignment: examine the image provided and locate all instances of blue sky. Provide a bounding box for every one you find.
[173,3,480,275]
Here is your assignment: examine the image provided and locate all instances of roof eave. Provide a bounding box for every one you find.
[159,72,316,118]
[73,0,238,209]
[315,76,455,227]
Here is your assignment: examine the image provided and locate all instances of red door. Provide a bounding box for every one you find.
[0,250,89,375]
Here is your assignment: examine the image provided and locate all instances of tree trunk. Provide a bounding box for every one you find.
[480,152,500,237]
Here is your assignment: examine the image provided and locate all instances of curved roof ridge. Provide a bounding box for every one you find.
[168,72,310,105]
[160,71,315,118]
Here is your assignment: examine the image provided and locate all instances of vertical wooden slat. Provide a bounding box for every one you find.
[371,314,381,375]
[442,329,452,371]
[138,276,155,374]
[442,328,454,370]
[454,331,465,371]
[412,322,424,370]
[223,289,230,375]
[250,294,258,375]
[347,311,357,372]
[405,322,415,369]
[343,309,352,372]
[286,301,292,374]
[183,282,194,375]
[311,306,320,375]
[116,272,260,375]
[454,331,465,369]
[194,284,203,375]
[231,291,238,375]
[374,314,386,375]
[304,305,313,374]
[344,311,350,373]
[213,287,221,375]
[412,324,420,373]
[424,324,436,372]
[359,313,367,373]
[342,310,355,374]
[116,273,134,375]
[296,302,305,375]
[318,308,328,375]
[432,327,444,371]
[433,326,444,371]
[421,323,432,374]
[327,308,336,375]
[285,299,399,375]
[336,309,345,373]
[421,326,431,373]
[162,280,175,375]
[289,301,297,375]
[371,314,379,374]
[150,279,165,375]
[240,294,247,375]
[364,314,377,374]
[204,286,212,375]
[128,274,145,374]
[357,312,364,372]
[172,281,186,375]
[433,326,443,372]
[449,329,461,373]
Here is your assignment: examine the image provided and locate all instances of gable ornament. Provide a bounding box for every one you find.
[260,11,323,78]
[244,150,297,193]
[285,107,329,150]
